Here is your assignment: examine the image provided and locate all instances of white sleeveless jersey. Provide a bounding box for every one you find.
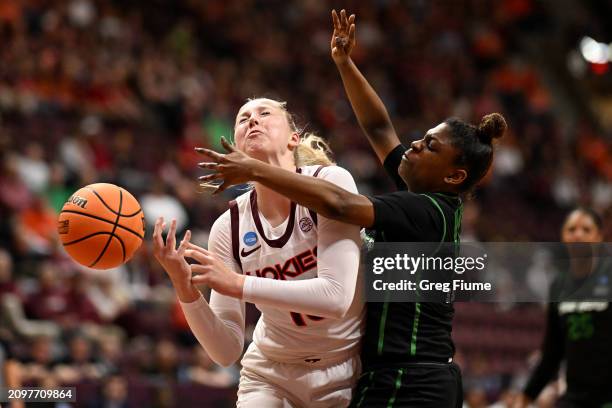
[228,166,364,363]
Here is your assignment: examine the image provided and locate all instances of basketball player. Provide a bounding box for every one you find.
[153,97,365,407]
[195,9,507,407]
[515,208,612,408]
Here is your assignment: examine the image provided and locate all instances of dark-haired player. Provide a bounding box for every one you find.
[195,9,507,407]
[516,207,612,408]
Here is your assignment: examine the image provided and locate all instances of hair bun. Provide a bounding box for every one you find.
[477,113,507,144]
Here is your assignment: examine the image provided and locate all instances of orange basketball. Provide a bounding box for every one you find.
[58,183,145,270]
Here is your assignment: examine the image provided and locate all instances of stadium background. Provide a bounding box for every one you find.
[0,0,611,406]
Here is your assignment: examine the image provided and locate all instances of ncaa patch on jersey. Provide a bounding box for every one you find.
[243,231,258,246]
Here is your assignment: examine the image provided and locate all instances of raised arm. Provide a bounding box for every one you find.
[331,9,401,163]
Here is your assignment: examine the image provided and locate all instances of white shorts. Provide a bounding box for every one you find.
[237,342,361,408]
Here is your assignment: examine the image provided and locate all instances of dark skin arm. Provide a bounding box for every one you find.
[196,138,375,228]
[331,9,400,164]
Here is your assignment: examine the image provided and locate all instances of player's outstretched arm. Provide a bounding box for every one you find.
[188,167,361,319]
[196,139,375,228]
[153,217,245,367]
[331,9,401,164]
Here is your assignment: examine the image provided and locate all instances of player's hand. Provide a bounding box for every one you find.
[195,137,261,195]
[152,217,192,287]
[185,242,245,299]
[331,9,355,65]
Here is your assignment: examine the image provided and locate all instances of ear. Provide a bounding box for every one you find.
[445,168,467,186]
[287,132,300,150]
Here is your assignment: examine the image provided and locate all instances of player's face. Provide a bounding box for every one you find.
[234,99,298,162]
[561,211,602,243]
[398,123,463,193]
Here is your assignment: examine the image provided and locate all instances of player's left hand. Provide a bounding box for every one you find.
[195,137,261,195]
[184,242,245,298]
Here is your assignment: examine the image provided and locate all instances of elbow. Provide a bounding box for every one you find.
[213,355,239,368]
[328,296,352,319]
[210,348,242,368]
[321,190,351,221]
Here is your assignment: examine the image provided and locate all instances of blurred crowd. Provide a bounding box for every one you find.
[0,0,610,406]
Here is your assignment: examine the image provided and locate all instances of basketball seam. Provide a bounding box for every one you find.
[64,232,127,264]
[63,231,118,246]
[86,186,142,217]
[115,234,126,263]
[60,210,144,240]
[89,189,123,268]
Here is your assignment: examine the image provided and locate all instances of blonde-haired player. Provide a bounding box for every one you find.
[153,97,364,407]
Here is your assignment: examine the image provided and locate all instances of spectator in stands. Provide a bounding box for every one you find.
[55,332,103,384]
[183,346,238,388]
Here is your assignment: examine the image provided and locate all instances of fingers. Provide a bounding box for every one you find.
[152,217,165,250]
[177,230,191,256]
[332,9,340,31]
[191,275,209,285]
[348,14,355,26]
[197,162,218,170]
[185,249,214,265]
[186,242,210,256]
[212,182,228,196]
[198,173,222,182]
[349,22,356,44]
[166,219,177,251]
[194,147,224,162]
[220,136,236,153]
[190,264,211,285]
[340,9,347,29]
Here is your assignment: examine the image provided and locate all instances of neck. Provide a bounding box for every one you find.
[254,156,296,227]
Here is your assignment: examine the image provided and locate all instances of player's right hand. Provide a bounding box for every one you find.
[331,9,355,65]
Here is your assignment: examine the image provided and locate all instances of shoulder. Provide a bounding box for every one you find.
[369,191,449,240]
[303,165,358,193]
[208,209,232,251]
[210,209,231,235]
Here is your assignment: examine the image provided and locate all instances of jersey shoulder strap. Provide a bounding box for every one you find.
[307,165,326,226]
[229,200,243,273]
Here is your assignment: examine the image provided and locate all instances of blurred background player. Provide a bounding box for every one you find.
[153,97,365,407]
[515,207,612,408]
[195,9,507,407]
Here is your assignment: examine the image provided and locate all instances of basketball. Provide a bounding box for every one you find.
[58,183,145,270]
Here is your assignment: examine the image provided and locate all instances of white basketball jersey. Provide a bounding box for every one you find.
[229,166,364,363]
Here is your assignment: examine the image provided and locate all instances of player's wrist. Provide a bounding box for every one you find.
[249,160,268,183]
[334,56,353,69]
[234,274,245,299]
[172,278,201,302]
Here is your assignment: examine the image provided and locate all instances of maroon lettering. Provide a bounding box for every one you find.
[243,246,318,282]
[296,249,317,273]
[260,267,279,280]
[275,258,300,280]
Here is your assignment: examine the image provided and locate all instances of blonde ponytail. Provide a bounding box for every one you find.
[294,133,335,167]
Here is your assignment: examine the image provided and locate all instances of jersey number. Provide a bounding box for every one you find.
[290,312,324,326]
[567,313,594,341]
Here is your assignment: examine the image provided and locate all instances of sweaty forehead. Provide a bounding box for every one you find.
[426,123,450,138]
[237,100,282,117]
